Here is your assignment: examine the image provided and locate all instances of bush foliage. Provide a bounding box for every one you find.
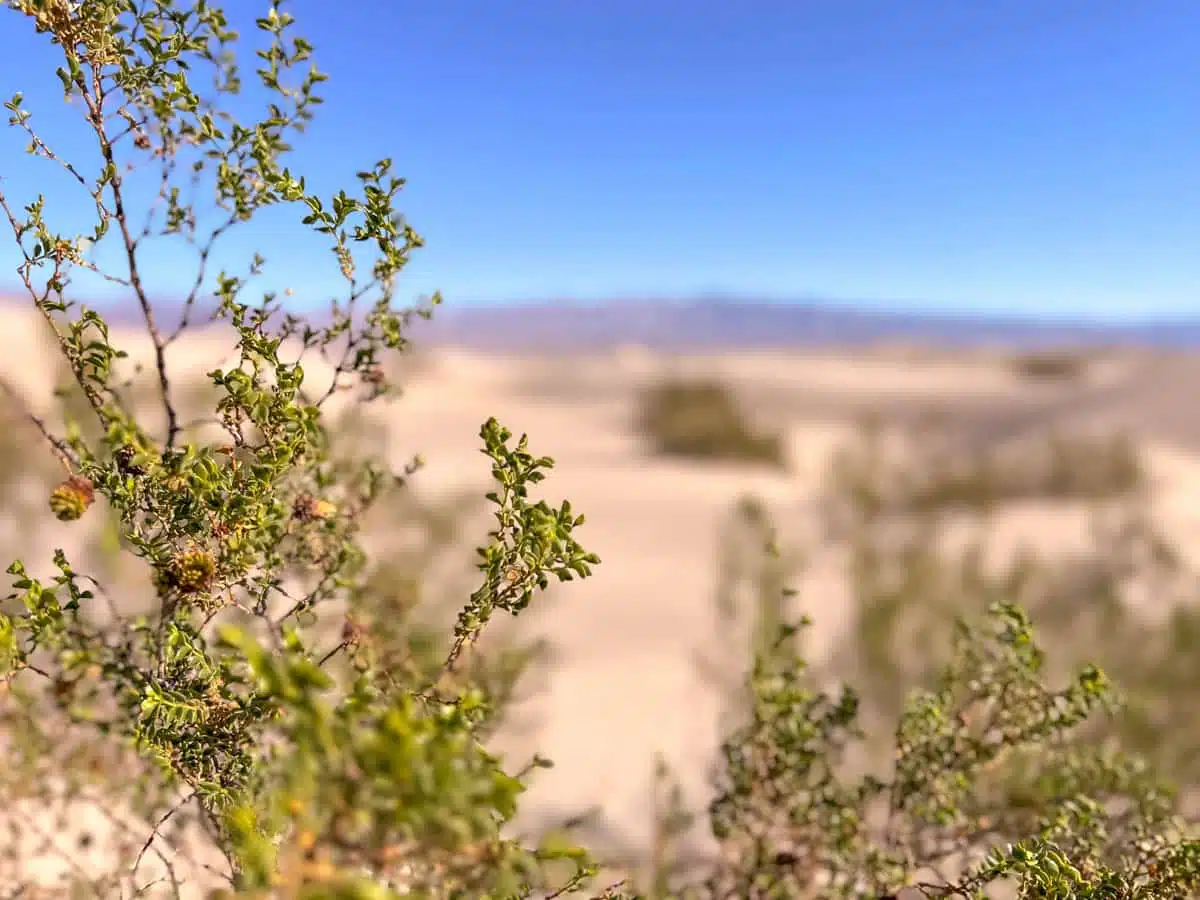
[1008,351,1092,382]
[828,422,1144,519]
[2,1,1200,898]
[635,379,786,468]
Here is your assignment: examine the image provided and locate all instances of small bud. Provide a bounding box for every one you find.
[49,475,95,521]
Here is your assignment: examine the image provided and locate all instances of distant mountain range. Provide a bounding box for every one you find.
[413,298,1200,351]
[8,294,1200,350]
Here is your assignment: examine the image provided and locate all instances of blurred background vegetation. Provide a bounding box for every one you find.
[628,363,1200,798]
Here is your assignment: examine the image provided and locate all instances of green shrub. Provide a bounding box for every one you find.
[849,517,1200,789]
[2,2,1199,898]
[635,379,786,468]
[829,426,1200,792]
[1009,350,1092,381]
[829,423,1144,519]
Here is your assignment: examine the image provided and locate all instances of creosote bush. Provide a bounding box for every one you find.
[1008,350,1092,382]
[826,422,1200,792]
[828,421,1144,520]
[635,378,786,468]
[3,1,1200,898]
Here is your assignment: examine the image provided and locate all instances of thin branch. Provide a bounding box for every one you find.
[0,373,79,473]
[80,68,181,450]
[10,116,90,189]
[166,216,239,346]
[317,642,346,667]
[0,191,113,428]
[131,789,196,892]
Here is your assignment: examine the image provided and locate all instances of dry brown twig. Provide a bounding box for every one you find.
[0,373,79,473]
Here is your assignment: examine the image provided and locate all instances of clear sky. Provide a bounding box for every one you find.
[2,1,1198,322]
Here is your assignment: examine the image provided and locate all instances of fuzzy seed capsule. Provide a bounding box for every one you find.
[49,475,95,522]
[157,548,217,596]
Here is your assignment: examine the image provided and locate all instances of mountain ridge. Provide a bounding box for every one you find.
[4,293,1199,350]
[415,298,1200,350]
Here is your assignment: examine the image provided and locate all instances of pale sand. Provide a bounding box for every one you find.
[3,304,1200,890]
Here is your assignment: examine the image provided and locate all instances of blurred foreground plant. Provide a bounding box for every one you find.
[655,602,1200,899]
[1,0,606,895]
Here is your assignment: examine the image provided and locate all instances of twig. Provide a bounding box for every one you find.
[0,374,79,473]
[131,789,196,892]
[317,642,346,667]
[78,78,181,450]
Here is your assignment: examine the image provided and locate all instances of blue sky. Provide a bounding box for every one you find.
[2,0,1198,322]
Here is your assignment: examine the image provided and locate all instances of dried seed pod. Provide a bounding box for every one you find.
[49,474,95,521]
[160,548,217,595]
[341,615,364,646]
[113,444,146,476]
[292,492,318,522]
[292,492,336,523]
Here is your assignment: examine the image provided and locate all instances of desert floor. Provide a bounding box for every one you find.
[4,304,1200,886]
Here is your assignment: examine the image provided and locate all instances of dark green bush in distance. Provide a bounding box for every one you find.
[635,379,786,468]
[1009,350,1092,381]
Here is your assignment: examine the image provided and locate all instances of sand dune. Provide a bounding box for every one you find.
[4,303,1200,890]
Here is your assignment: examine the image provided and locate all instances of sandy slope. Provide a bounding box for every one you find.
[4,303,1200,889]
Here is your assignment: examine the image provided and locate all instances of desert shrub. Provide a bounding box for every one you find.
[3,2,1200,898]
[831,426,1200,791]
[1009,350,1091,381]
[686,603,1192,899]
[648,598,1200,898]
[829,422,1144,520]
[1,1,609,895]
[635,378,786,468]
[693,494,805,737]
